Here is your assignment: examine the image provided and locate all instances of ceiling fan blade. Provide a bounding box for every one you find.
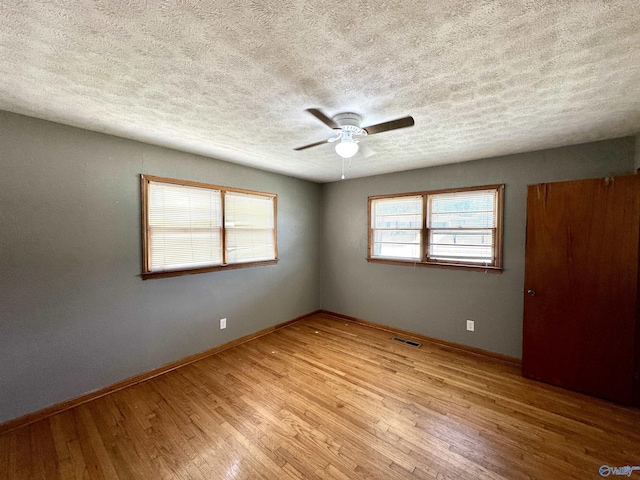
[363,116,414,135]
[306,108,339,130]
[293,139,329,151]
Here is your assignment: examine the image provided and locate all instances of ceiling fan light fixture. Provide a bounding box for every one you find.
[335,140,359,158]
[335,131,359,158]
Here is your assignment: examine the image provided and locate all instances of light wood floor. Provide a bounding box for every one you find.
[2,313,639,479]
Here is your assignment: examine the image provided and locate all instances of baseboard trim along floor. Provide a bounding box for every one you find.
[318,310,521,367]
[0,310,321,435]
[0,309,518,435]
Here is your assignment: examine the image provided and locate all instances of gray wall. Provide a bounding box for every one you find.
[0,111,322,424]
[319,138,636,359]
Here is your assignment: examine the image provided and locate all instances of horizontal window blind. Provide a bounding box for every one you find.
[371,196,422,260]
[148,181,222,272]
[225,192,276,264]
[427,189,497,264]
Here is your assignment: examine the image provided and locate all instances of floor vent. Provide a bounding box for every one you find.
[391,336,421,348]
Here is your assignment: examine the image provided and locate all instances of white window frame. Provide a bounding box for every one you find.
[141,175,277,279]
[368,185,504,271]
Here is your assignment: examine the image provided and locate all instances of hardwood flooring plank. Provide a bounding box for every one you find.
[74,406,121,480]
[66,439,90,480]
[89,396,158,480]
[49,410,78,463]
[28,421,60,480]
[13,426,34,479]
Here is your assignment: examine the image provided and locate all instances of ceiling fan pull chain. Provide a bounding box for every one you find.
[341,157,345,180]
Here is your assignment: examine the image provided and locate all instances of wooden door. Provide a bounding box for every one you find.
[522,175,639,405]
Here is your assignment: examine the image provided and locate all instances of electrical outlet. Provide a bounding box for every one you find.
[466,320,475,332]
[220,318,227,330]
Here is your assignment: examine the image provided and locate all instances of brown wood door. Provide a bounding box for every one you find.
[522,175,639,405]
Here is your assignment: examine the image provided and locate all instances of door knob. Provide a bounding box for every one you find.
[527,289,536,296]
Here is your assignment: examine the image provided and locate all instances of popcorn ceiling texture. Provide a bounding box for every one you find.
[0,0,639,182]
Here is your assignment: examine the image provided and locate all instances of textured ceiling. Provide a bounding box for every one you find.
[1,1,639,182]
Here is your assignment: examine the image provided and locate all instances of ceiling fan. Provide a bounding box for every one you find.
[294,108,415,160]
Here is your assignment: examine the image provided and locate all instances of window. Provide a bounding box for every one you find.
[141,175,277,279]
[368,185,503,271]
[370,195,423,260]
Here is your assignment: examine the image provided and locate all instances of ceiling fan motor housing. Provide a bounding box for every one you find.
[332,113,367,136]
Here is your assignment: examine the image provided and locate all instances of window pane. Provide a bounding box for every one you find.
[226,228,274,263]
[429,229,494,263]
[373,242,420,259]
[225,192,274,229]
[372,196,422,228]
[430,229,494,246]
[429,244,493,263]
[427,189,498,265]
[374,214,422,229]
[373,196,422,216]
[151,230,221,270]
[431,192,494,212]
[428,190,496,228]
[148,182,222,272]
[225,192,276,263]
[371,196,422,260]
[373,230,421,244]
[430,212,495,228]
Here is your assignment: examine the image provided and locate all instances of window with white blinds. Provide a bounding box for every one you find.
[225,192,275,264]
[370,195,423,260]
[427,189,498,265]
[142,175,277,278]
[148,181,223,272]
[368,185,503,270]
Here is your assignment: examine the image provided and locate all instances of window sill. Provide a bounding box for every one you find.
[142,259,278,280]
[366,257,502,273]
